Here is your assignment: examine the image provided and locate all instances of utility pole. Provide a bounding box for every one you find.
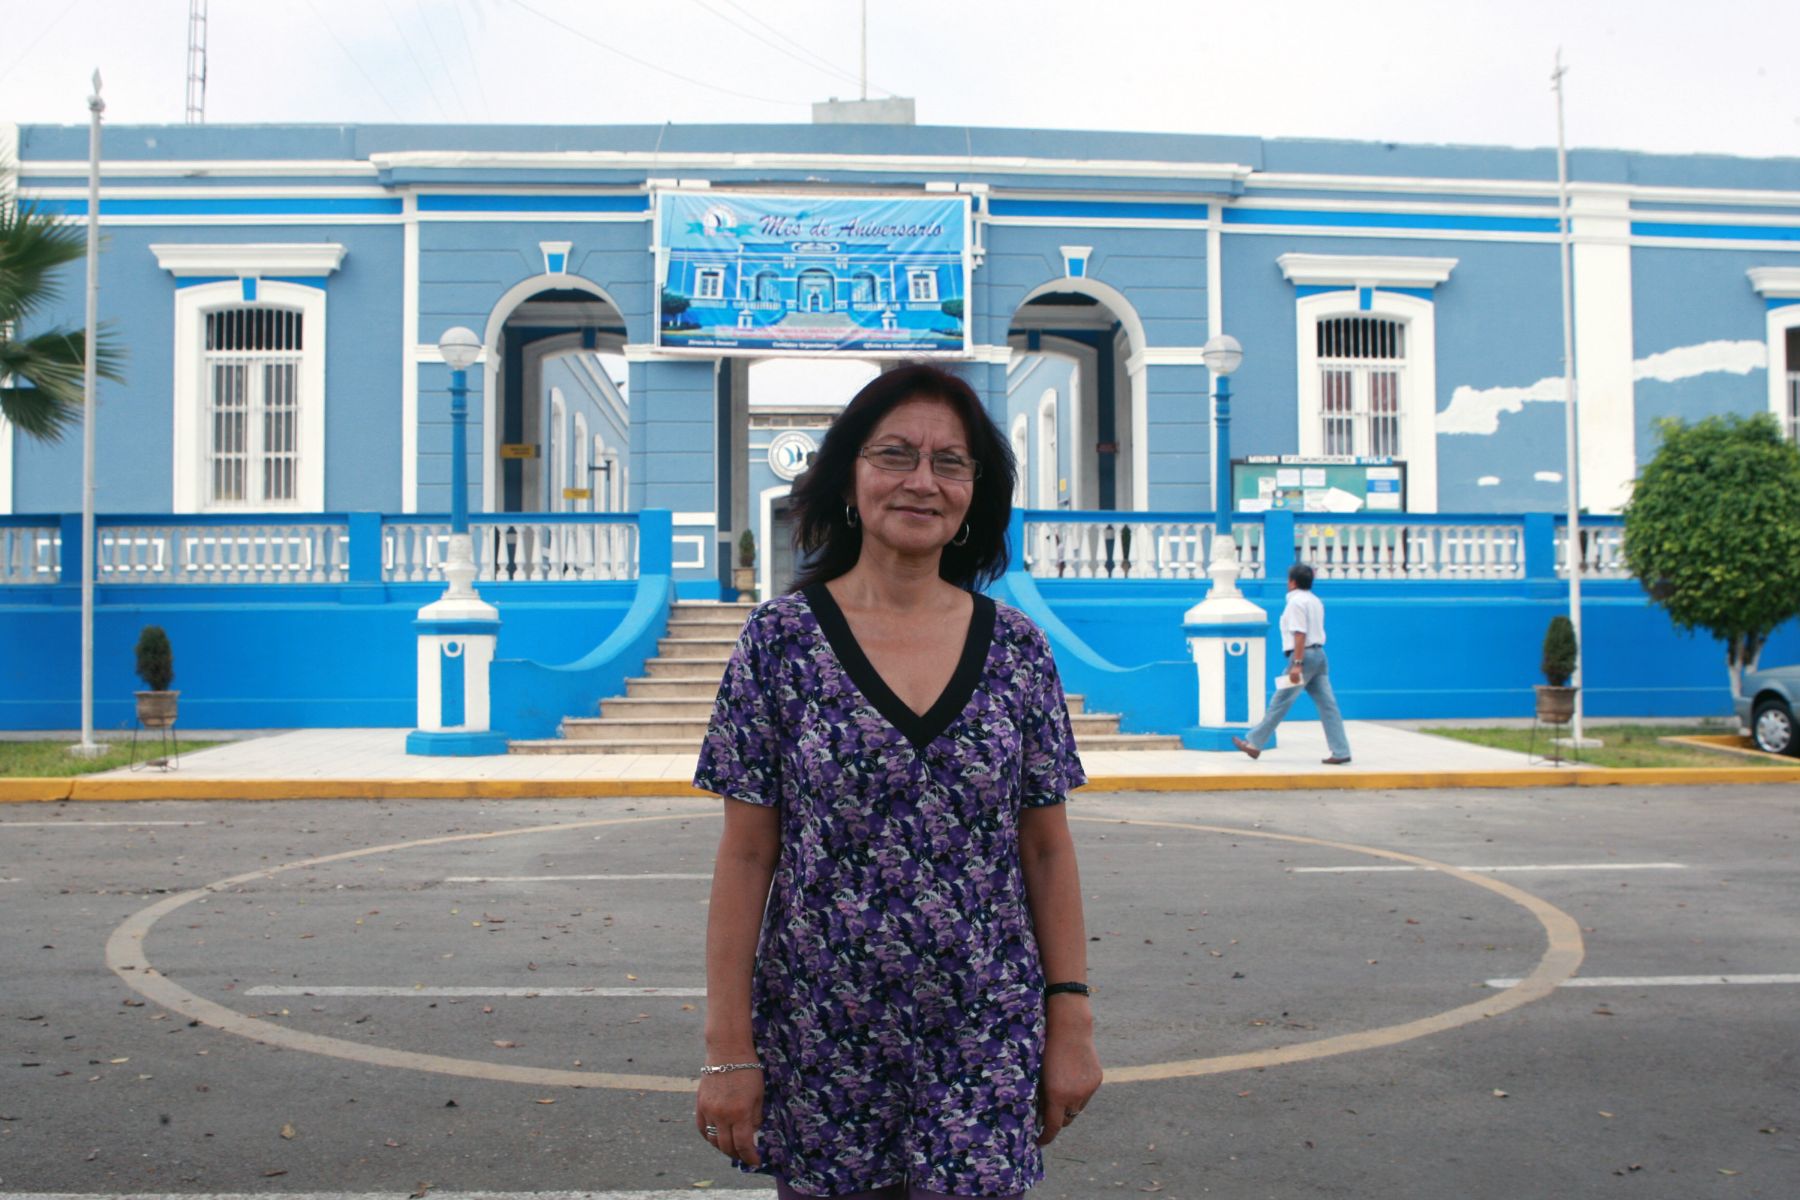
[73,72,105,757]
[186,0,208,124]
[1552,48,1586,748]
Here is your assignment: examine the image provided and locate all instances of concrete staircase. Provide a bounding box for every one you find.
[510,600,1181,755]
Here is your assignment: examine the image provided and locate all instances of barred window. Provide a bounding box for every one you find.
[1317,316,1405,458]
[1786,327,1799,443]
[204,307,303,505]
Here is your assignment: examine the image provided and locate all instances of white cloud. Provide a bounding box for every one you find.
[1631,339,1766,382]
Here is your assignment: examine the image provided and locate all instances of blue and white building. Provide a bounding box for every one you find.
[2,120,1797,732]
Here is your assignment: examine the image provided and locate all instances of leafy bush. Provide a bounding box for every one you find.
[1541,615,1577,686]
[738,528,756,568]
[134,625,175,692]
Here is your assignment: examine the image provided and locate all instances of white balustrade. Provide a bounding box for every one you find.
[0,526,60,584]
[95,522,348,583]
[1023,519,1266,581]
[1297,521,1525,580]
[384,519,638,583]
[1556,523,1629,579]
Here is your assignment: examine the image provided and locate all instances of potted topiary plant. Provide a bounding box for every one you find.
[733,529,757,599]
[1535,614,1578,724]
[134,625,179,729]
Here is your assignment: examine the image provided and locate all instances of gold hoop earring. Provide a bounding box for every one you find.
[952,523,971,547]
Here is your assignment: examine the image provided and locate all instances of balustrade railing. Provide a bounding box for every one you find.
[383,516,638,583]
[1556,520,1629,579]
[1023,514,1265,580]
[0,522,60,584]
[95,520,351,583]
[1298,518,1524,580]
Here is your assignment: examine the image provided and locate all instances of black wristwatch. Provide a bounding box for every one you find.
[1044,981,1091,998]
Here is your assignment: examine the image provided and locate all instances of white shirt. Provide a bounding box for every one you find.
[1279,588,1326,649]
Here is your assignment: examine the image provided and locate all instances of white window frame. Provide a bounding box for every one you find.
[908,270,939,303]
[1749,269,1800,442]
[695,267,726,301]
[1294,290,1440,512]
[1010,413,1029,507]
[1036,390,1059,509]
[171,280,327,514]
[550,390,568,513]
[573,411,591,512]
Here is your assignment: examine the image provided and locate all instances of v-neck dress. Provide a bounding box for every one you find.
[693,586,1086,1198]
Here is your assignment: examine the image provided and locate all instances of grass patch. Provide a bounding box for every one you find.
[1422,723,1786,769]
[0,739,222,777]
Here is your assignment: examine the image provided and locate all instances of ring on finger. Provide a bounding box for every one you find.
[703,1123,719,1139]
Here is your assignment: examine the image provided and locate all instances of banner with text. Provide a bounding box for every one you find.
[656,192,970,355]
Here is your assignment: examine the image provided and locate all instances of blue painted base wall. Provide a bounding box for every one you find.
[0,583,637,732]
[1034,577,1800,721]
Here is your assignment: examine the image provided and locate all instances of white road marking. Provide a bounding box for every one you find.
[1292,862,1687,874]
[0,820,203,827]
[243,985,707,998]
[444,873,712,882]
[1,1192,773,1200]
[1486,973,1800,988]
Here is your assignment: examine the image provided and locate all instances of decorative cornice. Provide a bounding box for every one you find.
[150,242,347,277]
[1276,252,1458,290]
[1747,266,1800,299]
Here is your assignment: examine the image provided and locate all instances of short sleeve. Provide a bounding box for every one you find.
[1019,624,1087,807]
[692,620,782,807]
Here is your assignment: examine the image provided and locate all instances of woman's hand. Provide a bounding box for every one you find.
[695,1068,764,1166]
[1036,1002,1102,1146]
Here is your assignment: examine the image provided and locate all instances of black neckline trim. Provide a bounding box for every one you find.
[805,583,996,752]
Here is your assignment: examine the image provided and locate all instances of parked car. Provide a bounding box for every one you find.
[1736,663,1800,756]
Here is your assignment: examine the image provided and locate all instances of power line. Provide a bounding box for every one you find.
[506,0,808,109]
[0,0,83,91]
[379,0,453,119]
[299,0,406,120]
[691,0,892,97]
[412,0,474,121]
[447,0,494,119]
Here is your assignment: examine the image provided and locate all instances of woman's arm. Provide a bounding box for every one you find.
[1019,802,1103,1147]
[697,798,780,1167]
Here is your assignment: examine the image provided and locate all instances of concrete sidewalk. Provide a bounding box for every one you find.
[5,721,1794,801]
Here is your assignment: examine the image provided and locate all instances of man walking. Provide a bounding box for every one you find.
[1233,563,1352,764]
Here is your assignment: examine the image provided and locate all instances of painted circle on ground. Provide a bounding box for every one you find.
[106,809,1584,1093]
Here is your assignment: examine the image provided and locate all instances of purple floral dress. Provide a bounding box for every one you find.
[693,585,1085,1198]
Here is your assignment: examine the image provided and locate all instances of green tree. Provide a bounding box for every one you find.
[0,178,123,440]
[1622,413,1800,694]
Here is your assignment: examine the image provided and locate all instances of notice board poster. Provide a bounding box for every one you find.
[1233,457,1408,513]
[655,192,970,355]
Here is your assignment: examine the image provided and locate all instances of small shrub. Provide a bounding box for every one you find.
[1541,615,1577,687]
[738,529,756,568]
[135,625,175,692]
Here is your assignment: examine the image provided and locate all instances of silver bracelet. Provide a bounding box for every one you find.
[699,1061,764,1076]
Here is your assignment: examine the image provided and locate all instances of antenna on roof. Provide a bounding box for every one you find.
[185,0,207,124]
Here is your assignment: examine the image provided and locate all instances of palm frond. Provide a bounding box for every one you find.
[0,325,125,442]
[0,199,88,325]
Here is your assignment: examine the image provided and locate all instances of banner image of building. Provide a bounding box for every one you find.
[656,192,968,354]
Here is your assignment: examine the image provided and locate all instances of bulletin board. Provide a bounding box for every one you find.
[1231,456,1407,513]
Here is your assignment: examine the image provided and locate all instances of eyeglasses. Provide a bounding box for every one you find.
[859,444,982,482]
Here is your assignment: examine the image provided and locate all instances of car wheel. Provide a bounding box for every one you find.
[1751,697,1797,757]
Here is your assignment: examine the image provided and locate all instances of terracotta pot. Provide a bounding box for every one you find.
[731,567,756,592]
[136,690,180,729]
[1534,684,1576,724]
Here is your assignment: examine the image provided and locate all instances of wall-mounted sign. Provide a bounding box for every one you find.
[656,191,970,356]
[1232,456,1407,513]
[562,487,592,501]
[767,430,819,481]
[500,443,539,460]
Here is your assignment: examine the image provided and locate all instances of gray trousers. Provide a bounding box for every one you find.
[1244,646,1351,759]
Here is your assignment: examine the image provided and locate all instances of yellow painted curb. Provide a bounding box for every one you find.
[5,765,1798,803]
[1660,733,1796,763]
[0,779,75,802]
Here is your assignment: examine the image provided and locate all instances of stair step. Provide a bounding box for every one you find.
[644,656,731,678]
[626,676,728,699]
[563,716,710,741]
[511,738,703,756]
[1077,733,1184,751]
[1065,693,1086,715]
[657,637,739,659]
[666,616,749,634]
[597,697,716,720]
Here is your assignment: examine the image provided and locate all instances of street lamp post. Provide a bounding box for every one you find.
[405,327,508,756]
[1178,334,1274,750]
[70,72,105,759]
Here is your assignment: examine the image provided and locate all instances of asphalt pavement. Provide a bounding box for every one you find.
[2,785,1796,1199]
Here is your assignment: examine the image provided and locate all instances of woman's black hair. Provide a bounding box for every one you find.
[787,362,1016,592]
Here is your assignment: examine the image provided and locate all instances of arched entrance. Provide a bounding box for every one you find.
[1008,280,1146,511]
[480,278,628,513]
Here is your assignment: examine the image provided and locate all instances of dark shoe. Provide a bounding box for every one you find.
[1232,736,1261,760]
[1322,755,1352,765]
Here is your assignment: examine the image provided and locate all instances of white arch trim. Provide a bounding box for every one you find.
[1016,276,1148,355]
[477,273,626,512]
[758,483,792,599]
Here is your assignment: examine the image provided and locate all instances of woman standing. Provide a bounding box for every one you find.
[693,363,1102,1199]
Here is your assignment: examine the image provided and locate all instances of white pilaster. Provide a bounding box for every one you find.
[402,192,420,512]
[1571,189,1635,513]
